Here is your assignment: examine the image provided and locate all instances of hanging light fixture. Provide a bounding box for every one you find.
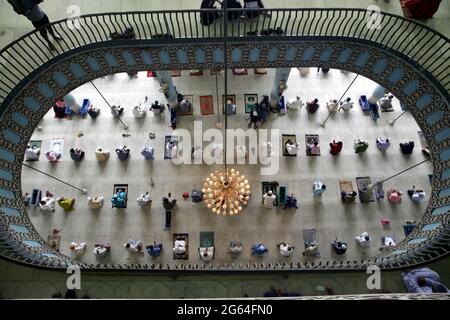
[202,168,250,216]
[202,2,251,216]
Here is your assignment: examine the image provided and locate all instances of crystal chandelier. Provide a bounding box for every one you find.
[202,168,250,216]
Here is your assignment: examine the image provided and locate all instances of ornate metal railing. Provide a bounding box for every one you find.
[0,8,449,107]
[0,8,449,271]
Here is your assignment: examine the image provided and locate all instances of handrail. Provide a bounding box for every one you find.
[0,8,449,107]
[0,8,449,271]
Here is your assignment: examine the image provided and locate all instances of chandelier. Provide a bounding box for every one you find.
[202,168,250,216]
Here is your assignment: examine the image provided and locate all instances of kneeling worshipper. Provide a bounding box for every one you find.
[380,236,396,251]
[326,99,338,113]
[338,97,354,111]
[137,192,152,207]
[39,197,56,212]
[88,105,100,118]
[332,239,347,255]
[263,190,277,208]
[387,188,403,203]
[146,241,163,257]
[341,190,357,202]
[46,150,61,162]
[132,104,146,118]
[306,98,319,113]
[199,246,214,262]
[166,139,179,159]
[87,196,104,209]
[247,107,261,129]
[111,105,124,117]
[400,141,415,154]
[307,140,320,155]
[95,147,110,162]
[329,140,343,155]
[57,197,75,211]
[407,186,425,203]
[287,96,305,111]
[93,244,111,257]
[354,139,369,153]
[25,144,40,160]
[285,139,300,155]
[179,99,192,113]
[355,232,371,247]
[70,242,87,257]
[150,100,163,115]
[376,137,391,152]
[278,242,295,257]
[111,189,127,208]
[302,241,319,257]
[228,241,243,257]
[251,243,268,256]
[124,239,143,253]
[115,145,130,160]
[173,239,187,255]
[70,148,85,161]
[140,146,155,160]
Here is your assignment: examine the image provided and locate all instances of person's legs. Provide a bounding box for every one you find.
[32,18,56,51]
[39,14,63,40]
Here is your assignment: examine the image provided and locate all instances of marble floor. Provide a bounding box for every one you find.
[21,67,433,267]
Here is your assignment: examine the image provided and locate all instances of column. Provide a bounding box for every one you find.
[155,71,178,106]
[368,84,386,104]
[269,67,291,106]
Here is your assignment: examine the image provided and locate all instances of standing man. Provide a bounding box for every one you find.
[7,0,63,51]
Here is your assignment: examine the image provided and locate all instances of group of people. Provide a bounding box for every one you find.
[200,0,266,26]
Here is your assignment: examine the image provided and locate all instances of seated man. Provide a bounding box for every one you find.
[146,241,163,258]
[247,107,261,129]
[354,139,369,153]
[338,97,354,111]
[379,94,394,111]
[277,242,295,257]
[150,100,163,115]
[124,239,143,253]
[46,150,61,162]
[251,243,268,256]
[306,98,319,113]
[25,144,40,160]
[166,140,179,159]
[284,194,298,209]
[407,186,426,203]
[115,146,130,160]
[111,105,124,117]
[53,101,67,118]
[162,193,177,212]
[262,190,276,208]
[387,188,403,203]
[380,236,396,250]
[87,196,104,209]
[93,243,111,258]
[57,197,75,211]
[400,141,415,154]
[173,239,186,255]
[228,241,243,257]
[137,192,151,207]
[329,140,343,156]
[111,190,127,208]
[179,99,192,113]
[355,232,371,247]
[87,106,100,118]
[341,191,357,202]
[307,141,320,155]
[70,148,85,161]
[285,139,300,155]
[302,241,319,257]
[132,104,146,118]
[199,246,214,262]
[70,242,87,258]
[376,137,391,152]
[332,239,347,255]
[95,147,110,162]
[287,96,305,111]
[225,99,237,115]
[313,181,326,198]
[39,197,56,212]
[326,99,338,113]
[191,189,204,203]
[140,146,155,160]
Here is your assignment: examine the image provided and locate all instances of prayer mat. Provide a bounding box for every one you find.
[381,104,394,112]
[200,95,214,115]
[282,134,297,157]
[339,180,354,194]
[112,184,128,208]
[254,68,267,75]
[403,224,416,237]
[49,138,64,161]
[233,68,248,75]
[164,136,179,160]
[147,70,156,77]
[190,70,203,76]
[261,181,279,206]
[305,134,320,156]
[302,228,319,257]
[164,210,172,229]
[31,189,41,206]
[171,70,181,77]
[47,235,61,252]
[418,131,428,149]
[200,232,214,247]
[356,177,375,203]
[26,140,42,161]
[178,94,193,116]
[173,233,189,260]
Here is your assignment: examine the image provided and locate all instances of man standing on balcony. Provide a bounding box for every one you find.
[7,0,63,51]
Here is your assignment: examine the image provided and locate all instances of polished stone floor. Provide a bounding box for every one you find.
[21,67,432,267]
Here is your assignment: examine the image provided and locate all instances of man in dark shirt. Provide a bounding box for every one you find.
[8,0,63,51]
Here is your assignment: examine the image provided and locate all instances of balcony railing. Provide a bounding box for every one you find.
[0,8,449,107]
